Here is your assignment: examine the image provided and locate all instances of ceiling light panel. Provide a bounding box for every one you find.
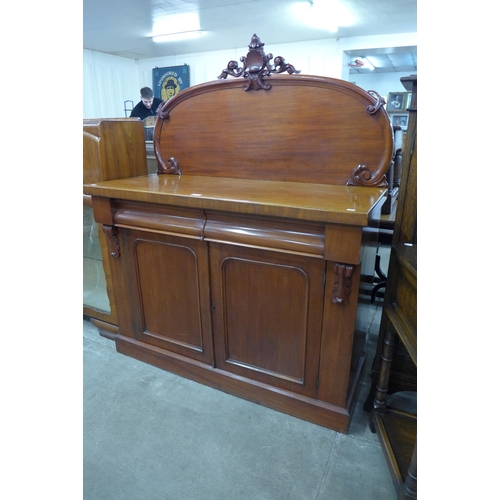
[152,11,200,37]
[153,31,202,43]
[291,0,355,33]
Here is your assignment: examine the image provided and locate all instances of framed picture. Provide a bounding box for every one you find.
[387,92,406,112]
[391,113,409,130]
[152,65,190,102]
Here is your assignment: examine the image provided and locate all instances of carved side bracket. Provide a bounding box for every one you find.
[347,164,388,188]
[218,34,300,90]
[157,156,180,175]
[157,106,169,120]
[332,263,353,305]
[343,90,389,187]
[366,90,386,114]
[102,225,120,258]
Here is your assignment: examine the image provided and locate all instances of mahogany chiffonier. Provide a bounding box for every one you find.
[84,35,393,433]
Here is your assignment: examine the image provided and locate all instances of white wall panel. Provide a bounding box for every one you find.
[84,33,416,118]
[136,48,243,88]
[83,50,140,119]
[135,40,343,88]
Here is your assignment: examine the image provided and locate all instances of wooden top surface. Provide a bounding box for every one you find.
[84,174,386,226]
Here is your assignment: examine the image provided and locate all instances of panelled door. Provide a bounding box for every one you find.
[209,243,326,398]
[119,229,214,365]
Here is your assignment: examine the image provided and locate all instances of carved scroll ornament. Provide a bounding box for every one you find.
[102,225,120,258]
[366,90,386,115]
[347,164,388,188]
[344,90,389,187]
[332,263,353,305]
[218,34,300,91]
[157,156,180,175]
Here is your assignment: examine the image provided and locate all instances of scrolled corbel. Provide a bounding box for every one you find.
[332,263,353,305]
[102,225,120,258]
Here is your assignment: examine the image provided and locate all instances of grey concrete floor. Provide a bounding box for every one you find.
[83,289,396,500]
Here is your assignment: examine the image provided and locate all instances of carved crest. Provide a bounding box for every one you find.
[218,34,300,90]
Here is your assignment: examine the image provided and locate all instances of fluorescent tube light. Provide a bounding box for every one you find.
[361,57,375,70]
[152,31,202,43]
[292,0,341,32]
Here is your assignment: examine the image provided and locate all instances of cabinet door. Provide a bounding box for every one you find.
[83,203,112,317]
[119,229,214,365]
[209,243,325,398]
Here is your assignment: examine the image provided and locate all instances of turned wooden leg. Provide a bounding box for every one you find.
[373,326,397,413]
[398,439,417,499]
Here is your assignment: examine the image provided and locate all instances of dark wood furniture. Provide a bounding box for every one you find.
[83,118,148,338]
[381,125,403,215]
[370,75,417,498]
[372,243,417,498]
[84,35,393,433]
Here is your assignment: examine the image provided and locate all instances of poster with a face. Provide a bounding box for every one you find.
[152,65,190,102]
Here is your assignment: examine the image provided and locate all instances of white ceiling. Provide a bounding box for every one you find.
[83,0,417,74]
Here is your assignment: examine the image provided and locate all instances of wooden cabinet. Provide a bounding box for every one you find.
[88,182,384,432]
[393,76,417,247]
[371,75,417,498]
[83,118,148,338]
[84,37,394,433]
[372,243,417,498]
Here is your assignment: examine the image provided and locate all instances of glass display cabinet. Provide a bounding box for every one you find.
[83,118,149,338]
[83,201,112,318]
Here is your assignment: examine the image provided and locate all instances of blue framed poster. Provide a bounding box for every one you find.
[152,65,190,101]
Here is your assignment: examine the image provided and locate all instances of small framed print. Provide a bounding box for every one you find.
[391,113,409,130]
[387,92,406,112]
